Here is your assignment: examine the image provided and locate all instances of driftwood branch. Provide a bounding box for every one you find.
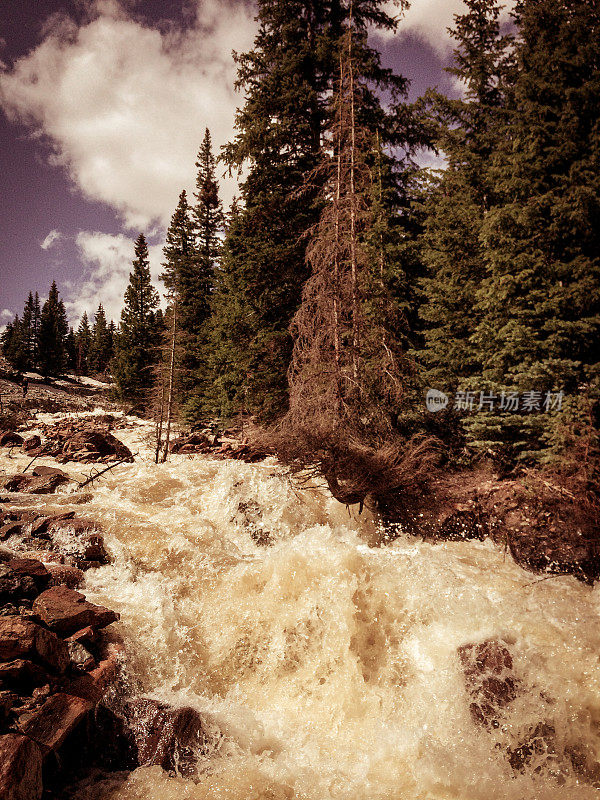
[77,457,131,489]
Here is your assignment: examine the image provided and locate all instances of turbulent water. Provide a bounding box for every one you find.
[4,414,600,799]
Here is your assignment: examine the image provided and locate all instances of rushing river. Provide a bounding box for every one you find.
[4,414,600,799]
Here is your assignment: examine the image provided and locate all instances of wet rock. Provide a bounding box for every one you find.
[21,550,65,565]
[16,692,93,754]
[0,431,24,447]
[67,641,95,672]
[507,721,557,772]
[0,521,23,541]
[0,563,38,604]
[0,733,43,800]
[0,690,18,722]
[507,528,600,585]
[67,626,96,646]
[67,652,121,703]
[458,639,519,728]
[22,435,41,452]
[32,586,119,636]
[30,512,75,537]
[566,741,600,787]
[0,616,70,673]
[8,558,51,590]
[121,697,211,777]
[46,563,84,589]
[170,432,210,454]
[0,472,70,494]
[0,659,50,688]
[31,465,69,481]
[60,430,133,463]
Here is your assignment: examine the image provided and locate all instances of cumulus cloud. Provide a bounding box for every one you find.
[1,308,14,322]
[40,229,62,250]
[63,231,164,325]
[0,0,257,230]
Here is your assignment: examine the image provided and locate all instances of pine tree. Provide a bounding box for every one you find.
[38,282,69,377]
[65,328,77,372]
[76,312,92,375]
[419,0,510,392]
[193,129,224,290]
[209,0,409,422]
[89,304,112,374]
[1,316,26,371]
[469,0,600,462]
[112,234,161,402]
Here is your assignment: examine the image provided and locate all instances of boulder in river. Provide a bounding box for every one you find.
[0,616,69,673]
[458,639,519,728]
[0,431,24,448]
[32,586,119,636]
[0,733,43,800]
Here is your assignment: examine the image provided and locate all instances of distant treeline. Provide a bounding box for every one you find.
[1,286,115,379]
[4,0,599,478]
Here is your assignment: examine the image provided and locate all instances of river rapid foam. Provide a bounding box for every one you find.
[4,414,599,799]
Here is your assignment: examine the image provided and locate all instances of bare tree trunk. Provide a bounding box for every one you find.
[161,299,177,463]
[333,51,343,406]
[154,375,166,464]
[347,8,360,384]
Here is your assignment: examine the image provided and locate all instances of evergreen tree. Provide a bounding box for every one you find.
[469,0,600,462]
[89,304,112,374]
[38,281,69,377]
[419,0,510,391]
[193,129,224,286]
[1,316,26,371]
[76,312,92,375]
[112,234,161,402]
[208,0,409,422]
[65,328,77,372]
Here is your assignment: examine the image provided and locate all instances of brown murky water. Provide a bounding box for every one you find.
[3,413,600,799]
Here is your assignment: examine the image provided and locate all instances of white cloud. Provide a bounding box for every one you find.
[63,231,165,325]
[0,0,257,230]
[41,229,62,250]
[384,0,515,55]
[1,308,14,322]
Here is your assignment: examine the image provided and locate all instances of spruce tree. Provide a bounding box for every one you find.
[209,0,409,422]
[419,0,510,391]
[38,282,69,377]
[89,304,112,374]
[112,234,161,402]
[65,328,77,372]
[1,316,26,371]
[470,0,600,462]
[76,312,92,375]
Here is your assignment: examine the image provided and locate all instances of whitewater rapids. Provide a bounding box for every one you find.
[4,414,600,799]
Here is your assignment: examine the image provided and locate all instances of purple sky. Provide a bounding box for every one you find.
[0,0,470,329]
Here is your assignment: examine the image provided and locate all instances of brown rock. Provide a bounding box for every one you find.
[0,431,24,447]
[46,563,84,589]
[0,473,70,494]
[0,690,18,721]
[0,564,38,604]
[67,655,120,703]
[0,616,70,673]
[30,512,75,537]
[0,659,49,688]
[31,465,69,480]
[0,521,23,541]
[32,586,119,636]
[123,697,210,776]
[507,721,557,771]
[67,626,96,646]
[0,734,43,800]
[21,550,65,565]
[17,692,93,753]
[67,640,95,672]
[458,639,518,728]
[8,558,51,588]
[22,435,41,452]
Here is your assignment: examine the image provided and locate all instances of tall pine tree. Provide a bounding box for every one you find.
[208,0,409,422]
[113,234,161,403]
[38,282,69,377]
[469,0,600,463]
